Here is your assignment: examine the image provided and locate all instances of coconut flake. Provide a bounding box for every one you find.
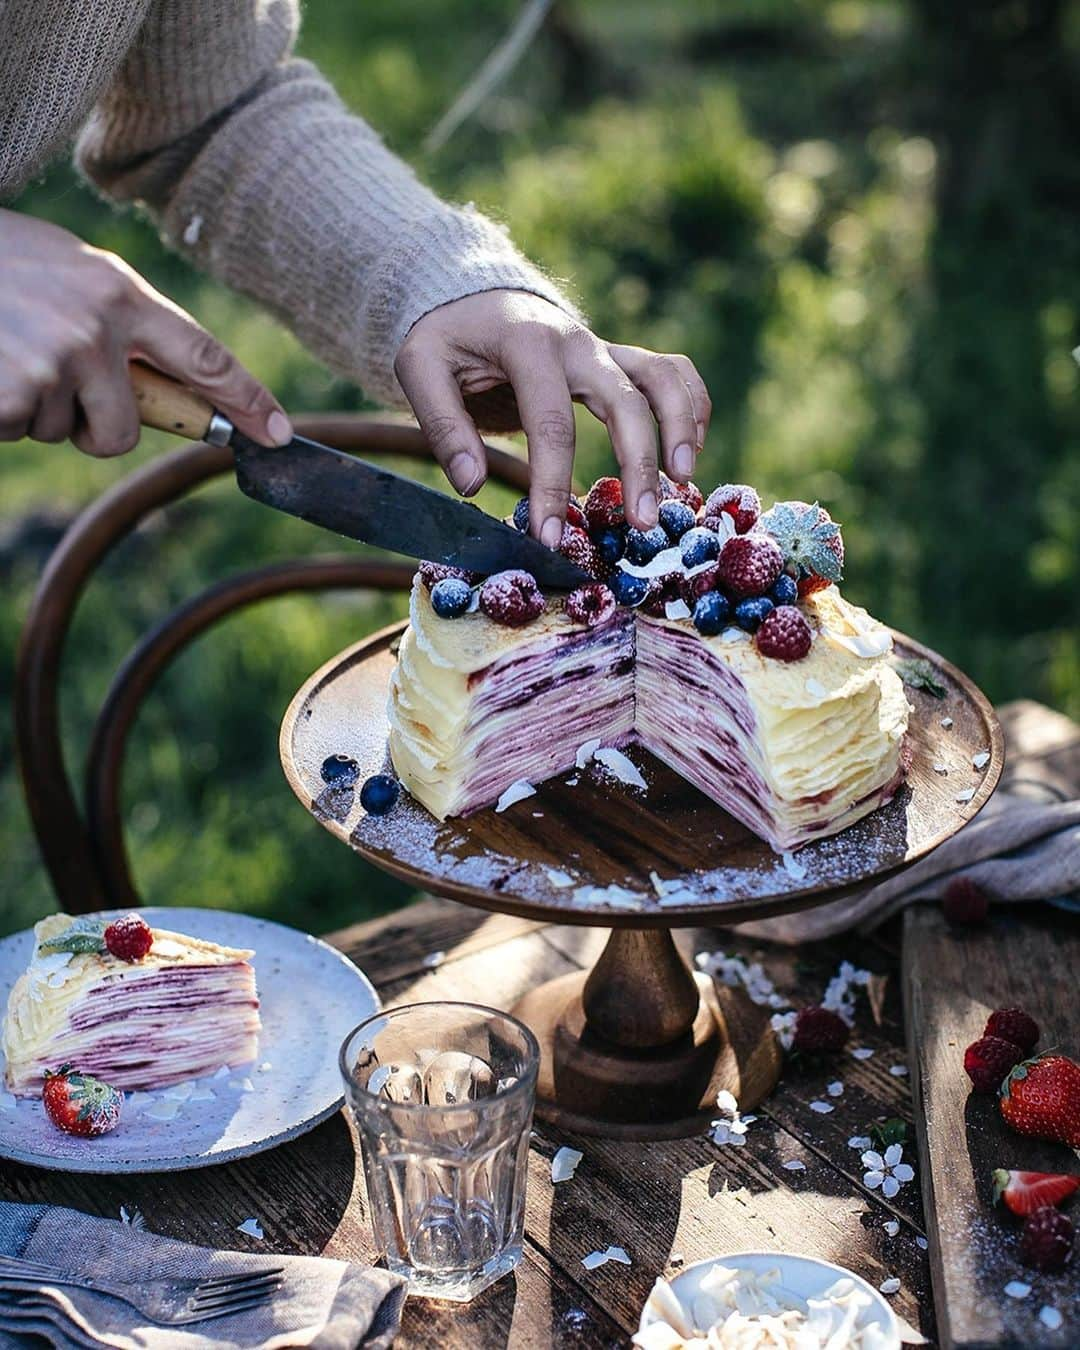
[1004,1281,1031,1300]
[782,1160,806,1171]
[955,787,976,803]
[940,716,954,728]
[720,626,749,644]
[143,1098,182,1122]
[916,1236,928,1250]
[593,747,647,790]
[182,214,203,245]
[237,1218,264,1240]
[495,779,536,812]
[809,1100,834,1114]
[889,1064,909,1077]
[162,1082,195,1102]
[422,950,445,969]
[551,1146,583,1183]
[664,598,692,622]
[187,1085,216,1103]
[575,738,601,769]
[1039,1307,1063,1330]
[781,850,808,880]
[617,546,683,579]
[213,1064,232,1080]
[932,763,948,775]
[572,883,646,911]
[972,750,990,769]
[879,1277,900,1295]
[544,866,575,889]
[582,1245,631,1271]
[257,1061,273,1074]
[827,1081,844,1097]
[229,1077,255,1093]
[851,1047,874,1060]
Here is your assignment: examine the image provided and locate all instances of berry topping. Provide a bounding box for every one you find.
[104,913,154,963]
[942,876,990,926]
[480,570,546,627]
[640,573,684,616]
[1020,1206,1074,1271]
[756,605,812,661]
[769,572,799,607]
[430,576,473,619]
[321,754,360,787]
[360,773,400,816]
[791,1005,850,1054]
[565,501,588,530]
[984,1006,1039,1054]
[718,533,784,597]
[559,524,602,577]
[43,1065,122,1137]
[624,524,670,566]
[757,500,844,596]
[658,473,704,514]
[692,591,730,635]
[704,483,761,534]
[610,569,650,608]
[992,1169,1080,1217]
[964,1036,1024,1093]
[512,497,530,532]
[565,583,617,628]
[658,499,696,542]
[1000,1055,1080,1148]
[583,476,625,531]
[680,527,722,569]
[734,596,775,633]
[679,561,722,607]
[418,561,477,592]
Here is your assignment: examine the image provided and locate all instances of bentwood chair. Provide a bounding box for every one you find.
[14,416,530,915]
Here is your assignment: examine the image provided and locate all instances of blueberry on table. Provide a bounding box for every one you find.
[692,590,730,635]
[610,570,650,607]
[321,754,360,787]
[770,572,799,606]
[430,576,473,618]
[361,774,400,816]
[680,527,721,569]
[658,499,695,542]
[734,596,775,633]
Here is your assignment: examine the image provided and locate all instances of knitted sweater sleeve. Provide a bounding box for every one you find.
[74,0,580,406]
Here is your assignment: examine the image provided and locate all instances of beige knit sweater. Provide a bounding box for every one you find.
[0,0,575,405]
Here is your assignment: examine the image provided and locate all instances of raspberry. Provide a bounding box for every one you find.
[418,561,477,591]
[640,573,684,616]
[565,583,616,628]
[943,877,990,926]
[104,913,153,963]
[479,570,545,627]
[718,533,784,597]
[1020,1206,1074,1271]
[559,524,601,578]
[565,501,588,530]
[658,472,704,514]
[624,525,670,566]
[791,1005,849,1054]
[704,484,761,534]
[678,562,721,607]
[756,605,812,661]
[985,1006,1039,1054]
[583,477,624,531]
[963,1035,1023,1093]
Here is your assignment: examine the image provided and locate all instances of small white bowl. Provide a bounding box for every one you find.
[637,1250,901,1349]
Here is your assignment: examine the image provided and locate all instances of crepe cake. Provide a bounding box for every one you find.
[2,913,260,1097]
[387,480,910,852]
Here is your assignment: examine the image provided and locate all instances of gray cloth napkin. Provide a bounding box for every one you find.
[0,1203,406,1350]
[733,792,1080,943]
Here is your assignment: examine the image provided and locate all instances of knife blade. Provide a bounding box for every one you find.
[130,362,592,588]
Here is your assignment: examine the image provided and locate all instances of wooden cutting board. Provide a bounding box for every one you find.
[903,701,1080,1348]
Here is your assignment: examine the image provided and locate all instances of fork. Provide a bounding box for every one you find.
[0,1254,285,1326]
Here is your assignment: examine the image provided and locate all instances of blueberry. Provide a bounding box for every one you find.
[770,572,798,606]
[692,591,730,635]
[658,500,695,542]
[321,754,360,787]
[360,773,400,815]
[512,497,530,532]
[610,569,650,607]
[430,576,473,619]
[593,528,625,565]
[624,525,670,566]
[680,527,721,569]
[734,596,775,633]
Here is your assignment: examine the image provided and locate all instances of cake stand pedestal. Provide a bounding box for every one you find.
[280,622,1002,1139]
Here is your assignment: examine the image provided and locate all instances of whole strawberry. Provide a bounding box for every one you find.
[583,477,624,532]
[791,1005,849,1054]
[985,1006,1039,1055]
[942,877,989,926]
[756,605,812,662]
[1000,1055,1080,1147]
[964,1036,1024,1093]
[717,533,784,598]
[1020,1206,1074,1271]
[992,1168,1080,1217]
[565,583,616,628]
[704,483,761,535]
[43,1065,122,1137]
[479,570,545,627]
[104,912,154,962]
[757,500,844,596]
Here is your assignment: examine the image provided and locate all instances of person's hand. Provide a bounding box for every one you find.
[394,290,711,546]
[0,209,292,455]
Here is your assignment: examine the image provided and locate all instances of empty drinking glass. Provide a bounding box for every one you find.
[340,1001,539,1301]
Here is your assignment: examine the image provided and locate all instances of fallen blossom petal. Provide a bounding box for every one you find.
[892,1163,915,1184]
[848,1136,872,1150]
[881,1176,900,1199]
[810,1101,834,1113]
[884,1220,900,1237]
[1004,1281,1031,1300]
[883,1143,903,1168]
[782,1160,806,1171]
[827,1081,844,1097]
[879,1277,900,1295]
[861,1150,885,1171]
[237,1218,264,1239]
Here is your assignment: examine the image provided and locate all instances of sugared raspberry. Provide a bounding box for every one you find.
[1020,1206,1074,1271]
[718,533,784,597]
[658,472,704,514]
[963,1035,1023,1093]
[583,477,624,531]
[943,877,990,926]
[566,501,588,530]
[640,573,684,617]
[678,562,721,607]
[756,605,812,661]
[418,561,477,592]
[104,913,154,963]
[479,570,545,627]
[565,583,616,628]
[704,484,761,534]
[559,524,601,578]
[985,1006,1039,1054]
[791,1005,849,1054]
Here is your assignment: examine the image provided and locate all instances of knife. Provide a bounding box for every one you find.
[130,362,592,588]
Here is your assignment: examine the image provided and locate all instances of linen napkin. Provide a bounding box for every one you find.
[0,1202,406,1350]
[733,791,1080,943]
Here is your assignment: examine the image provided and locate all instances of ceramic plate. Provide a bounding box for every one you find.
[638,1251,900,1348]
[0,907,378,1173]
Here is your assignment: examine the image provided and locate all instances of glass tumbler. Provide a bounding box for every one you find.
[340,1001,539,1301]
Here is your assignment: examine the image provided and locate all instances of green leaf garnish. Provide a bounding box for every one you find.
[892,658,947,699]
[869,1117,909,1148]
[38,917,107,956]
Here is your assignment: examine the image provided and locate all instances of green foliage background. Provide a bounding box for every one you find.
[2,0,1078,939]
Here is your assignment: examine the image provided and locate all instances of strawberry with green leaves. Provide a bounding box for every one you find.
[42,1065,122,1137]
[757,500,844,597]
[999,1054,1080,1148]
[992,1169,1080,1217]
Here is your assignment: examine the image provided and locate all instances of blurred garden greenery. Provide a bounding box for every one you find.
[2,0,1078,939]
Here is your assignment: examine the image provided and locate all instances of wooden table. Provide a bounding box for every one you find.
[3,700,1077,1349]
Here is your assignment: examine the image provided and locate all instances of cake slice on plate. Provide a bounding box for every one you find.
[2,912,260,1097]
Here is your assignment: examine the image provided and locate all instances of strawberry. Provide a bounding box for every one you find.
[964,1036,1024,1093]
[992,1169,1080,1217]
[985,1006,1040,1055]
[564,583,616,628]
[757,500,844,596]
[942,876,989,925]
[756,605,812,662]
[42,1065,122,1138]
[104,913,153,962]
[704,483,761,534]
[791,1005,849,1054]
[583,477,624,531]
[1020,1206,1074,1271]
[999,1055,1080,1147]
[717,533,784,598]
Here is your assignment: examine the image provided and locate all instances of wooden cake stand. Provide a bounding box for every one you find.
[280,624,1002,1140]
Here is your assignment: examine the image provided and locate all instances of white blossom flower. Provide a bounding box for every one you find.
[861,1143,915,1198]
[770,1010,797,1050]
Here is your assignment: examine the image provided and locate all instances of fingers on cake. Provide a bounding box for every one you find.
[388,476,910,851]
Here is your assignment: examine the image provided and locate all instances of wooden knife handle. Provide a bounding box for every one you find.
[129,360,222,442]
